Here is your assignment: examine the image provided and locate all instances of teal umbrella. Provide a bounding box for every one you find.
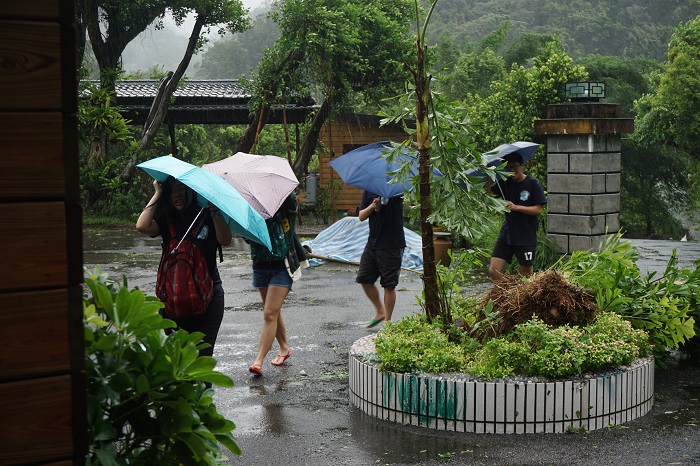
[138,155,272,250]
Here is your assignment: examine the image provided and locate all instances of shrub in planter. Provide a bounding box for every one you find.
[555,233,698,362]
[375,311,650,379]
[83,269,240,465]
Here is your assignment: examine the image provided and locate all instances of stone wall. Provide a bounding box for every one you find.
[535,103,633,254]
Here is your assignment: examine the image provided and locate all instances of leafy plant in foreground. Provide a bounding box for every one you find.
[554,232,697,360]
[83,268,240,465]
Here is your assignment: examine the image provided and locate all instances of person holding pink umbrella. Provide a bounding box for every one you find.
[247,192,308,376]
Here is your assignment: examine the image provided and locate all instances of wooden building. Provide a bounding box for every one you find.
[317,113,410,213]
[0,1,86,464]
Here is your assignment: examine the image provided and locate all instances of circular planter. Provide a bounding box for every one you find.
[349,335,654,433]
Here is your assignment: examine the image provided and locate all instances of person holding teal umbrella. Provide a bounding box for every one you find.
[136,176,232,362]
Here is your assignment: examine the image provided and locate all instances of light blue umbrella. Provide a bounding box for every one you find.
[328,141,442,199]
[138,155,272,250]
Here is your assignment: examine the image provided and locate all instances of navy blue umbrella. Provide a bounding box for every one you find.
[466,141,540,181]
[328,141,441,199]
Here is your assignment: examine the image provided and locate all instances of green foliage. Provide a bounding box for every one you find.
[634,16,700,160]
[620,139,690,239]
[78,83,132,147]
[310,179,344,224]
[83,269,239,465]
[376,231,700,378]
[578,55,661,117]
[374,314,469,374]
[441,48,505,100]
[468,39,588,152]
[427,248,490,325]
[375,311,650,379]
[380,84,504,243]
[427,0,697,61]
[193,11,280,79]
[554,233,698,360]
[470,313,650,379]
[266,0,414,107]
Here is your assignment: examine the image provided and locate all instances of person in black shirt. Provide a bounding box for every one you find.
[356,190,405,327]
[136,178,232,357]
[487,153,547,282]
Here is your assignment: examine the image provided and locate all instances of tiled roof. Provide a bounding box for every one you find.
[82,80,316,125]
[113,80,248,99]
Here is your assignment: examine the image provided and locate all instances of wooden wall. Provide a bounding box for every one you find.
[318,114,409,213]
[0,1,86,464]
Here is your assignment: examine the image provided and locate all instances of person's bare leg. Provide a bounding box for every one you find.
[383,287,397,321]
[519,263,534,278]
[362,283,385,321]
[251,285,289,368]
[489,257,507,282]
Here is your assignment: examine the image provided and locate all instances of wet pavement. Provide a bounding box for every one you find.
[83,226,700,466]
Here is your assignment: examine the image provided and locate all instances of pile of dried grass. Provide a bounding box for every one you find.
[472,270,597,340]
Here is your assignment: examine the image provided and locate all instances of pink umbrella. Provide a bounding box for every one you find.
[202,152,299,219]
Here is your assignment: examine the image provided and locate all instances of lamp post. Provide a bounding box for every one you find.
[565,81,606,102]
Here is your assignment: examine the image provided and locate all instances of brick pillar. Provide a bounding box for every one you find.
[534,103,633,254]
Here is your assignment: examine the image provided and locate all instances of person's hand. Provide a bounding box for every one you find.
[371,197,381,211]
[505,201,517,212]
[153,179,162,194]
[208,201,221,213]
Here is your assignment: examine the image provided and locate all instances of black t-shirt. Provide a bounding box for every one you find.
[492,175,547,246]
[157,212,222,282]
[360,190,406,249]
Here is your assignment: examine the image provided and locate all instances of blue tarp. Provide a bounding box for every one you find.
[302,216,424,271]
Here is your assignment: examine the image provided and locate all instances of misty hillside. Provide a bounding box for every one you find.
[429,0,698,60]
[121,0,699,77]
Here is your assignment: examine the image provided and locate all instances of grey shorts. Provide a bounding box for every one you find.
[355,246,404,289]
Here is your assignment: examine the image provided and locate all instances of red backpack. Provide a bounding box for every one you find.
[156,209,213,319]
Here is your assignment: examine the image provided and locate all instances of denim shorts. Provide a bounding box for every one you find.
[252,261,293,289]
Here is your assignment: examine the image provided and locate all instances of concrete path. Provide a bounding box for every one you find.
[83,229,700,466]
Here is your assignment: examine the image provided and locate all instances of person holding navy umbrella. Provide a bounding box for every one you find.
[356,190,405,327]
[486,149,547,282]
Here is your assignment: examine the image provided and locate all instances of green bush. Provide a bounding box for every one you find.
[376,312,650,379]
[84,268,240,465]
[555,232,698,361]
[472,313,651,379]
[374,315,468,374]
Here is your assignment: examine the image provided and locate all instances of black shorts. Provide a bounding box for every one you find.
[492,239,536,266]
[355,246,404,289]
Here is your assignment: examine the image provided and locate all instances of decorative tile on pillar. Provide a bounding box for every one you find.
[570,153,621,173]
[548,174,607,194]
[547,194,569,213]
[547,134,595,153]
[569,194,619,214]
[547,234,569,254]
[606,213,620,232]
[606,173,621,193]
[547,153,569,172]
[548,214,607,235]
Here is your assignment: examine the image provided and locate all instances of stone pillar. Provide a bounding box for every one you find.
[534,103,633,254]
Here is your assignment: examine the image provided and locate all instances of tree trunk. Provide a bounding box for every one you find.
[238,100,270,154]
[412,40,439,321]
[120,16,205,182]
[292,98,331,180]
[235,50,303,154]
